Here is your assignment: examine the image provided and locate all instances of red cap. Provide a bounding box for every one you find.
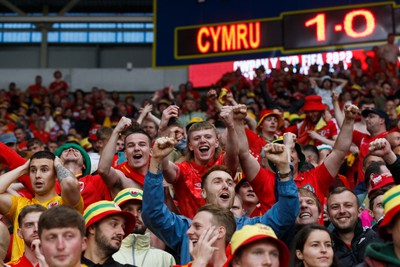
[88,125,102,142]
[368,173,395,198]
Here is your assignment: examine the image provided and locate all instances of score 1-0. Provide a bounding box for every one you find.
[283,4,393,50]
[306,9,376,42]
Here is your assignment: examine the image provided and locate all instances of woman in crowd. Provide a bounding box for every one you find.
[290,224,340,267]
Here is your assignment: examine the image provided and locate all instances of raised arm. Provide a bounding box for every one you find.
[324,104,359,177]
[158,106,180,183]
[0,160,30,215]
[220,105,239,175]
[142,137,191,256]
[55,157,81,208]
[332,91,344,127]
[158,105,179,137]
[237,143,299,238]
[233,105,260,182]
[332,78,348,89]
[307,131,336,147]
[136,103,153,125]
[244,114,257,132]
[98,116,132,191]
[369,138,400,184]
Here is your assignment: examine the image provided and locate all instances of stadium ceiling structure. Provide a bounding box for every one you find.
[0,0,154,67]
[0,0,153,15]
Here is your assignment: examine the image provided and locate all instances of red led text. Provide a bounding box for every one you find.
[197,22,261,53]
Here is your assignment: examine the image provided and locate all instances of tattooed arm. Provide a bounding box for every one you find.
[54,157,81,208]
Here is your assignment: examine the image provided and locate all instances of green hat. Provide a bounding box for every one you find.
[114,188,143,208]
[54,142,91,176]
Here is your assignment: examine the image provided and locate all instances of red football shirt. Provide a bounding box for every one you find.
[173,153,225,219]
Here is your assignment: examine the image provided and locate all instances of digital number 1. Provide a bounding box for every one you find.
[305,13,326,42]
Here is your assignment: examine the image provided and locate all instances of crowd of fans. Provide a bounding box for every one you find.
[0,34,399,267]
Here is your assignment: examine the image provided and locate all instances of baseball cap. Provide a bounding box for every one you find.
[368,173,395,198]
[0,133,17,145]
[226,224,289,267]
[83,200,135,237]
[114,188,143,208]
[361,108,389,123]
[54,142,91,176]
[88,125,102,142]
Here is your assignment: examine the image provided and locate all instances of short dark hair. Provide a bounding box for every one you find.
[201,165,233,189]
[369,187,389,211]
[197,204,236,246]
[30,150,55,161]
[18,204,47,227]
[328,187,360,209]
[27,138,44,149]
[302,144,319,163]
[362,153,383,169]
[123,126,152,146]
[39,205,85,238]
[358,98,375,109]
[290,224,340,267]
[365,161,386,188]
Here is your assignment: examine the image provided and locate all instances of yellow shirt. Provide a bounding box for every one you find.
[6,195,84,261]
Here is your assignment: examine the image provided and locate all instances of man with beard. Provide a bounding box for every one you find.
[82,200,135,267]
[112,188,175,267]
[98,117,152,198]
[327,187,382,266]
[8,205,47,267]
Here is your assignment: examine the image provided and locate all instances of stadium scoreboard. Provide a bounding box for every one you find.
[154,1,400,67]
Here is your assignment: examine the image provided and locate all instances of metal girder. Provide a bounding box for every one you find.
[58,0,82,16]
[0,0,26,15]
[0,16,153,23]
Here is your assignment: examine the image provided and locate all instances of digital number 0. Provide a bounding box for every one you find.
[344,9,375,38]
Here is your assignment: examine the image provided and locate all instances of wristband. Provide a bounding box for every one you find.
[278,171,291,179]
